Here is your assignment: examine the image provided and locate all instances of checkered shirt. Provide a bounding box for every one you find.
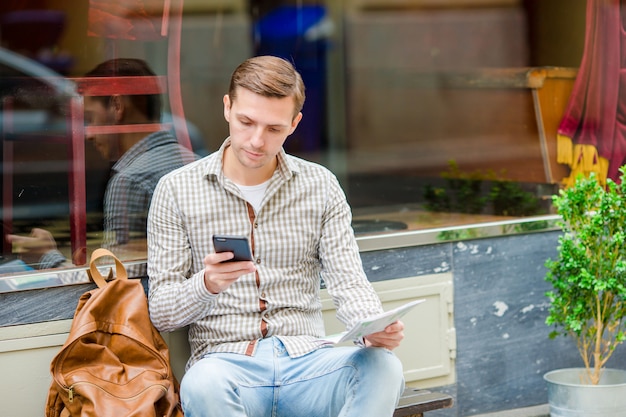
[147,139,384,369]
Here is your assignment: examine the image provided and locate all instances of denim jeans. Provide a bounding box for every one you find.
[180,337,405,417]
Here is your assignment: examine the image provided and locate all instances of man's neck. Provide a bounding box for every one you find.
[120,131,148,154]
[223,146,276,186]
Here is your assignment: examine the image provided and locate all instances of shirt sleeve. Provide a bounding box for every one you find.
[104,173,151,247]
[147,177,217,332]
[318,172,384,330]
[39,249,68,269]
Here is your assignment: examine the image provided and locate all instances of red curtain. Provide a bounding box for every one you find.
[557,0,626,185]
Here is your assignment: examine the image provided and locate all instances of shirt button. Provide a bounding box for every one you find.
[254,223,259,228]
[261,292,266,298]
[256,258,261,264]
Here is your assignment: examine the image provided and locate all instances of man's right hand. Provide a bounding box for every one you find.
[203,252,256,294]
[6,228,57,265]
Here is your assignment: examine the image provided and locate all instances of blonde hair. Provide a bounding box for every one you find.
[228,56,305,119]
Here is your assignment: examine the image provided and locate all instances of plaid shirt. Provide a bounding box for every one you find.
[44,130,196,281]
[103,130,196,249]
[147,139,383,369]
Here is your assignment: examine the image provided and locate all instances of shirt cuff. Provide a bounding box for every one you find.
[38,250,67,270]
[193,269,218,302]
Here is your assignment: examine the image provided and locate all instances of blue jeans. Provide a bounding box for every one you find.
[180,337,405,417]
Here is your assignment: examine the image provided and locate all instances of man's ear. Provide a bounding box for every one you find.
[109,95,124,123]
[289,112,303,134]
[223,94,231,122]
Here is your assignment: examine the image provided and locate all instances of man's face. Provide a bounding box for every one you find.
[223,87,302,174]
[84,96,121,161]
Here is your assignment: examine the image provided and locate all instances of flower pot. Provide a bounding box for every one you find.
[544,368,626,416]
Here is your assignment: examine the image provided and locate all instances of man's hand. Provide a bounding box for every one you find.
[364,320,405,350]
[6,228,57,265]
[203,252,256,294]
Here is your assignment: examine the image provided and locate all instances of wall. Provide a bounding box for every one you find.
[4,229,626,416]
[430,230,626,416]
[357,229,626,416]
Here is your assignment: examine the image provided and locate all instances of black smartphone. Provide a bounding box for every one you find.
[212,235,253,262]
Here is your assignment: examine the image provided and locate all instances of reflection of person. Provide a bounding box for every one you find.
[7,58,196,272]
[147,56,405,417]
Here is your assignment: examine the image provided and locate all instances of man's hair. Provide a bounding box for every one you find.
[228,56,305,118]
[84,58,162,121]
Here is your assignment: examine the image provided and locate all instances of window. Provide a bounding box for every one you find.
[0,0,590,291]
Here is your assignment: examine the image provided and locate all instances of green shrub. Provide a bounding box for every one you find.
[545,167,626,384]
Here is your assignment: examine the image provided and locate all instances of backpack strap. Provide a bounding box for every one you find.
[88,248,128,288]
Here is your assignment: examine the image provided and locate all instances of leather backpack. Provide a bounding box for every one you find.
[45,248,184,417]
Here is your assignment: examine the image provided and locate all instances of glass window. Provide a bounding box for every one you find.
[0,0,593,291]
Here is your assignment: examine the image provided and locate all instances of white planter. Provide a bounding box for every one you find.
[544,368,626,417]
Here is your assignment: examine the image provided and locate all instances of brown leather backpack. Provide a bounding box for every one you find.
[45,248,184,417]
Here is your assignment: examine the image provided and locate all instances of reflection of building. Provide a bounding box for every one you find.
[346,5,528,174]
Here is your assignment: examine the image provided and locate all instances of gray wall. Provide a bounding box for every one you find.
[360,230,626,416]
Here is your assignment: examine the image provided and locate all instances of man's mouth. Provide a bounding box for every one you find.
[245,149,263,159]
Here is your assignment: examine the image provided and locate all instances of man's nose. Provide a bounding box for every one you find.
[250,127,265,147]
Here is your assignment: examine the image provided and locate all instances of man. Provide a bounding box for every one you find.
[147,55,405,417]
[7,58,196,274]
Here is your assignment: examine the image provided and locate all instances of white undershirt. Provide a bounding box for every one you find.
[236,179,270,212]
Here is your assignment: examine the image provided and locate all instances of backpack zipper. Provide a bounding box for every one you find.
[65,380,168,403]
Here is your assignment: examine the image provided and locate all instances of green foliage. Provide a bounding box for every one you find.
[423,160,541,217]
[490,180,541,217]
[423,161,488,214]
[545,167,626,384]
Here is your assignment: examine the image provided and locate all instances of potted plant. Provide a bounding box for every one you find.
[543,166,626,415]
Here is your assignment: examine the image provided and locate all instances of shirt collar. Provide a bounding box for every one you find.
[205,138,300,184]
[112,130,178,173]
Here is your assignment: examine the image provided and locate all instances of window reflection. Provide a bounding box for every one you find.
[0,47,87,280]
[0,0,198,286]
[0,0,590,291]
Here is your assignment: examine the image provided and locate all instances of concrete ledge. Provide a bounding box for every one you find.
[470,404,549,417]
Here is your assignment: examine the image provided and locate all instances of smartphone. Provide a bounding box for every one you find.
[212,235,253,262]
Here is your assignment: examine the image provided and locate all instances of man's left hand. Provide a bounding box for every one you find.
[364,320,405,350]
